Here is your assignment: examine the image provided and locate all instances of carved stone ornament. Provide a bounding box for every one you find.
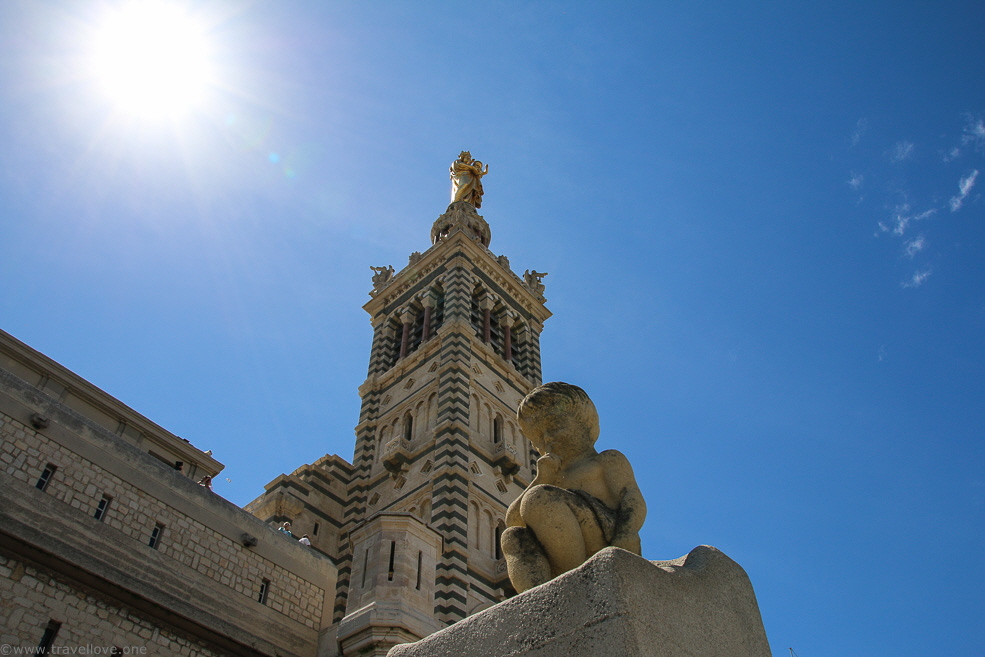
[430,201,491,247]
[522,269,548,299]
[370,265,395,289]
[30,413,50,430]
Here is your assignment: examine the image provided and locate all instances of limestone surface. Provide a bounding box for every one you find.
[503,382,646,593]
[388,546,772,657]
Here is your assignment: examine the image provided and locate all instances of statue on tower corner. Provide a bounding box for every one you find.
[450,151,489,208]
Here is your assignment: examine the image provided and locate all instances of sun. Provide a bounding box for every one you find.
[87,1,214,119]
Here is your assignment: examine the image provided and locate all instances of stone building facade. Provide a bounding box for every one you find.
[0,329,338,656]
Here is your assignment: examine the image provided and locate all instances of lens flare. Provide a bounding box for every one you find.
[88,1,213,118]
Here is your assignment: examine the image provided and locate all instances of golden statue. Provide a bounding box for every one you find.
[450,151,489,208]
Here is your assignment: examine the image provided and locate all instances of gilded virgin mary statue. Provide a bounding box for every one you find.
[450,151,489,208]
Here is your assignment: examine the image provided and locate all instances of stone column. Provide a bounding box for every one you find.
[501,312,515,363]
[399,307,416,360]
[421,291,439,343]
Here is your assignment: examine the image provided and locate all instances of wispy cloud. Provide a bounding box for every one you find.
[949,169,979,212]
[891,141,914,163]
[850,115,985,290]
[904,235,925,257]
[963,116,985,150]
[902,269,932,288]
[942,116,984,162]
[879,204,936,236]
[851,118,868,147]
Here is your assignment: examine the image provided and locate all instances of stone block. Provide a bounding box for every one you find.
[388,546,771,657]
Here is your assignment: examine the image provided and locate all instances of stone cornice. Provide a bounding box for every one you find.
[362,221,552,325]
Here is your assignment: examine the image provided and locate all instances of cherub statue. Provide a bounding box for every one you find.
[370,265,394,288]
[450,151,489,208]
[502,382,646,593]
[522,269,547,297]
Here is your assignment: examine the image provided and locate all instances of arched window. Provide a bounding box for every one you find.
[378,426,391,460]
[469,502,480,549]
[493,416,503,444]
[482,510,495,556]
[403,414,414,441]
[426,393,438,430]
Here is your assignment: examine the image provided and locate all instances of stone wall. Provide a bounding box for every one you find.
[0,337,338,657]
[0,328,222,481]
[1,554,225,657]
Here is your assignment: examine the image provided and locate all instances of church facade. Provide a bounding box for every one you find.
[1,178,553,656]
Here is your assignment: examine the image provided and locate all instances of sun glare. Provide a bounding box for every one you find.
[88,2,214,119]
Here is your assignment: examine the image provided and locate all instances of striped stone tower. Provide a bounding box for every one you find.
[333,182,551,654]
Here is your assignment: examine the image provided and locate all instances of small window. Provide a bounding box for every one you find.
[493,417,503,444]
[361,549,369,588]
[258,578,270,604]
[94,495,112,521]
[403,414,413,441]
[148,523,165,549]
[37,620,61,655]
[416,551,423,590]
[36,464,57,491]
[387,541,396,582]
[312,522,320,536]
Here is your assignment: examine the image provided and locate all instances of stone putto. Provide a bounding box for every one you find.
[502,382,647,593]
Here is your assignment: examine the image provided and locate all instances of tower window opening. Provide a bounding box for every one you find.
[258,578,270,604]
[36,464,57,491]
[409,305,425,353]
[94,495,112,521]
[148,523,165,549]
[313,522,319,536]
[362,548,369,588]
[470,292,482,333]
[387,541,396,582]
[430,288,445,336]
[493,416,503,444]
[385,318,403,370]
[37,620,61,656]
[488,313,505,356]
[416,550,423,590]
[404,414,414,441]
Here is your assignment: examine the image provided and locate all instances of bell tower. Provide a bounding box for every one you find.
[334,158,551,651]
[249,155,552,656]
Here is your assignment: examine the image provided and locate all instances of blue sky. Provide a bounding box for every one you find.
[1,1,983,655]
